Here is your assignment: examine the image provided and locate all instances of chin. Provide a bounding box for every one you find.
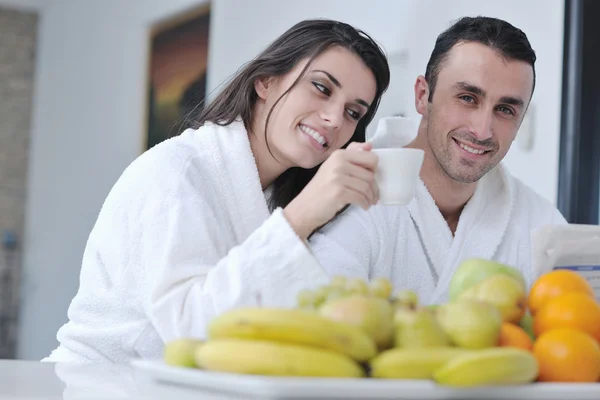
[296,160,322,170]
[448,165,490,183]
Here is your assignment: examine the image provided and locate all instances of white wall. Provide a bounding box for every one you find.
[18,0,564,359]
[0,0,52,12]
[18,0,209,360]
[401,0,565,207]
[208,0,565,203]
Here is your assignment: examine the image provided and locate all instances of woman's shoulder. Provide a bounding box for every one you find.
[96,120,249,215]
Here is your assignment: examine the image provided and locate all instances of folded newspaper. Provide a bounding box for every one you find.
[531,224,600,300]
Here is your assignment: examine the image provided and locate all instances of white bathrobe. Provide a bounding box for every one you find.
[309,118,568,305]
[43,120,330,364]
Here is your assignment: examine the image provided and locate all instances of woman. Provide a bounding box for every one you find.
[43,18,390,363]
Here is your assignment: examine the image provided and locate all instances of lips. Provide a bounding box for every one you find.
[453,138,491,155]
[299,124,329,148]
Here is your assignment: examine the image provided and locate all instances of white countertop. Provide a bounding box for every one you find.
[3,359,600,400]
[0,359,246,399]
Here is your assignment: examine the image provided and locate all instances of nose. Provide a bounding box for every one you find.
[469,109,493,141]
[320,101,344,130]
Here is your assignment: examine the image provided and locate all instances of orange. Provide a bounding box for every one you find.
[533,328,600,382]
[534,292,600,341]
[528,269,594,315]
[497,322,533,350]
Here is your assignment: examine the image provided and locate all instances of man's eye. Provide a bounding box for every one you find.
[497,106,515,116]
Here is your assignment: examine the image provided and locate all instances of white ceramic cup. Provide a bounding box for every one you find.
[372,148,424,206]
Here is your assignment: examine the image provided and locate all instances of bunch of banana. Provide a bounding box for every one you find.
[369,346,539,386]
[195,338,364,378]
[369,347,473,379]
[164,306,377,378]
[432,347,539,387]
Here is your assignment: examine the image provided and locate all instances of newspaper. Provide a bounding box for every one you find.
[531,224,600,301]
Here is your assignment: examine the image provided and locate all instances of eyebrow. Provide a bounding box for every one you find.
[454,81,525,108]
[313,69,371,108]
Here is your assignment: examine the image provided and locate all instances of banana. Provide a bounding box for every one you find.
[195,338,365,378]
[208,307,377,362]
[433,347,539,387]
[369,347,473,379]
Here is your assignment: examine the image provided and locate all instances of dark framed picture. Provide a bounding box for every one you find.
[145,3,210,151]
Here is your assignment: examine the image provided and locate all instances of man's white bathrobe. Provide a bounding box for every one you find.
[309,118,567,306]
[43,120,330,363]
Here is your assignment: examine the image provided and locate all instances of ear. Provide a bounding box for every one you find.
[414,75,430,116]
[254,76,277,100]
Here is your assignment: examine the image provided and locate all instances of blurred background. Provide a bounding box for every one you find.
[0,0,596,361]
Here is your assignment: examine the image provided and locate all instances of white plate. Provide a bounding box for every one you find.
[132,359,600,400]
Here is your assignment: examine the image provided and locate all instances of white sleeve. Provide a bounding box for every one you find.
[308,205,382,281]
[139,190,329,343]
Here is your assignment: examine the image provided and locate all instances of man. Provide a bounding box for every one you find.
[308,16,567,305]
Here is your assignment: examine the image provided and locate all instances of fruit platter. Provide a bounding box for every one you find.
[133,258,600,399]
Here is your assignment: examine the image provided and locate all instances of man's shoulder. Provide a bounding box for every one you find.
[504,170,567,225]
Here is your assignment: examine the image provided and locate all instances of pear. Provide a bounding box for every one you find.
[435,299,503,349]
[426,304,440,312]
[393,306,451,348]
[448,258,526,301]
[458,274,527,323]
[390,289,419,311]
[164,338,204,368]
[319,295,394,351]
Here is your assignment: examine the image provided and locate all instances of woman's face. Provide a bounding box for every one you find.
[254,46,377,169]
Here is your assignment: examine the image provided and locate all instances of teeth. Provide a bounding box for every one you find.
[458,142,485,155]
[300,125,326,146]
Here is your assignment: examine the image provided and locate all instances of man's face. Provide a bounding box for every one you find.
[418,41,534,183]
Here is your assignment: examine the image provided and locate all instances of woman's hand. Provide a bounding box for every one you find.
[283,142,379,240]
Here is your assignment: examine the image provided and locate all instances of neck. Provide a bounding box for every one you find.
[248,105,289,190]
[405,120,477,233]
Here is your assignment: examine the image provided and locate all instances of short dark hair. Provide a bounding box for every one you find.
[188,19,390,212]
[424,16,536,102]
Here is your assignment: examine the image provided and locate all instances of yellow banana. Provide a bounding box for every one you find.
[208,307,377,362]
[433,347,539,387]
[195,338,364,378]
[369,347,473,379]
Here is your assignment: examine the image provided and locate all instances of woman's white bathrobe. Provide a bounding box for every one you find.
[43,120,330,363]
[309,118,568,306]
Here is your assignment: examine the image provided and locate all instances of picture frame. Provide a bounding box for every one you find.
[144,3,211,151]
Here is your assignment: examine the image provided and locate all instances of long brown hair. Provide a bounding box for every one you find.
[188,19,390,211]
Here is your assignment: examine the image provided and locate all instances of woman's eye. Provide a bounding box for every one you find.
[346,109,361,121]
[313,82,330,96]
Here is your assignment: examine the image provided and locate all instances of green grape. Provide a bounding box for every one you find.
[325,287,350,302]
[345,278,369,295]
[313,285,332,306]
[330,275,347,288]
[295,289,316,308]
[369,277,393,299]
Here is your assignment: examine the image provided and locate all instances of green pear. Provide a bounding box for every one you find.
[448,258,526,301]
[393,307,451,348]
[519,312,536,341]
[457,274,527,323]
[426,304,440,312]
[318,295,394,351]
[164,338,204,368]
[435,299,503,349]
